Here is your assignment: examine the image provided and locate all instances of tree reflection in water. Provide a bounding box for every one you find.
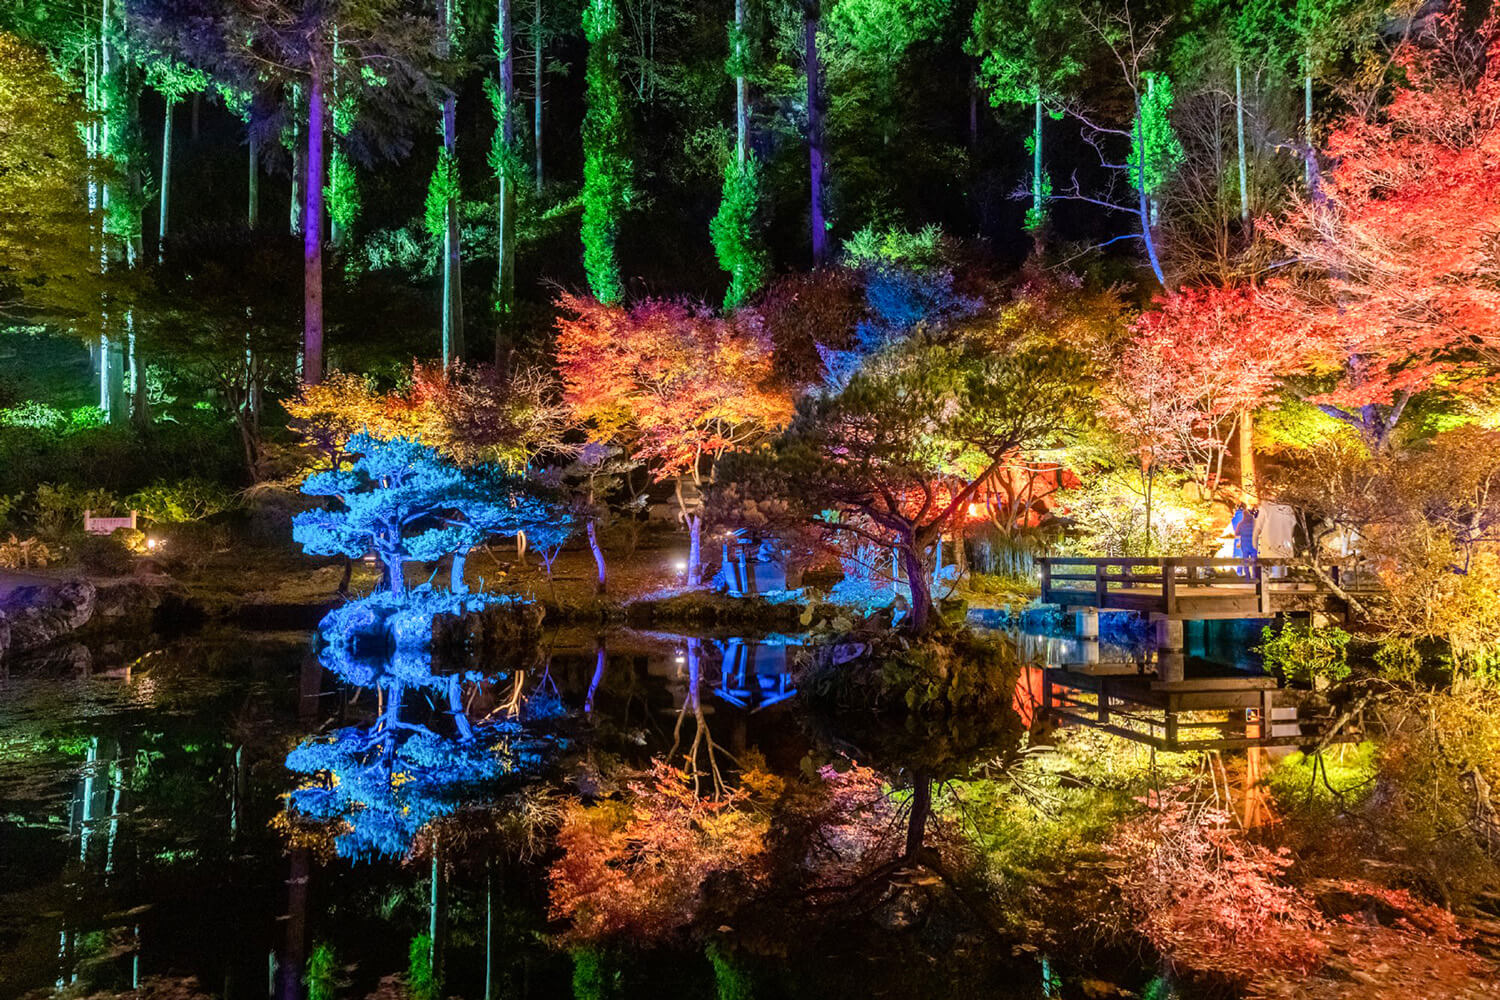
[280,644,554,862]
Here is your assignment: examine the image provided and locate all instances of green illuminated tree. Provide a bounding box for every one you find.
[968,0,1086,237]
[581,0,631,304]
[710,0,768,310]
[143,56,207,258]
[0,31,118,325]
[1056,6,1181,287]
[488,0,522,359]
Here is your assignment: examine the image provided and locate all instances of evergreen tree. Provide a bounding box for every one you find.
[710,0,769,310]
[580,0,630,304]
[968,0,1086,238]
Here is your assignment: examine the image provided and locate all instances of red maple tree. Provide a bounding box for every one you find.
[1261,9,1500,448]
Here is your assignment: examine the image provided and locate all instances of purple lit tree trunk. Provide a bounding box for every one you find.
[303,71,325,386]
[586,518,607,594]
[804,1,827,266]
[896,533,933,632]
[495,0,517,365]
[686,513,703,587]
[440,0,464,368]
[585,636,606,714]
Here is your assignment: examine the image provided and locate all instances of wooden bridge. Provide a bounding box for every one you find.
[1039,556,1376,621]
[1037,667,1346,751]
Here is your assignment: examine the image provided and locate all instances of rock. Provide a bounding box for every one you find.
[92,580,164,621]
[0,578,97,657]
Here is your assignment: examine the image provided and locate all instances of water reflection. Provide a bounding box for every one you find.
[0,627,1078,1000]
[282,646,557,861]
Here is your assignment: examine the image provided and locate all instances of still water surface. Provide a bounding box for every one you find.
[0,619,1257,999]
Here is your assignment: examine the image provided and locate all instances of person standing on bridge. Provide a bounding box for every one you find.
[1231,504,1257,575]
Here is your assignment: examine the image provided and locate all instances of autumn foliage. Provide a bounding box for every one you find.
[554,292,792,480]
[1261,10,1500,441]
[548,760,771,942]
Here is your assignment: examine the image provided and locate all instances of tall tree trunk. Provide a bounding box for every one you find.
[303,71,325,385]
[1237,408,1256,499]
[904,771,931,859]
[534,0,544,192]
[440,0,464,368]
[158,96,174,261]
[496,0,517,365]
[735,0,747,165]
[451,548,469,592]
[1235,61,1249,225]
[804,2,827,266]
[687,513,703,587]
[1033,95,1043,218]
[248,129,260,228]
[290,83,303,235]
[1303,63,1314,190]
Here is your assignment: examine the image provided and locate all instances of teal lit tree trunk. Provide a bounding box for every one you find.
[289,83,303,235]
[1303,60,1314,189]
[1236,61,1249,225]
[581,0,629,304]
[534,0,544,191]
[1031,95,1043,224]
[439,0,465,367]
[304,70,326,385]
[493,0,518,364]
[158,96,175,260]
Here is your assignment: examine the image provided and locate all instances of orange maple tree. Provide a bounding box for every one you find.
[554,293,793,585]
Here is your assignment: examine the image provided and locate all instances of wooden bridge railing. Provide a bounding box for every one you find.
[1039,556,1370,617]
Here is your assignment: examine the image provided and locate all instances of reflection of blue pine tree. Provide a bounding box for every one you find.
[285,681,528,860]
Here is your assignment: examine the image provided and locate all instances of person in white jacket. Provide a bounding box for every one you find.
[1255,502,1297,577]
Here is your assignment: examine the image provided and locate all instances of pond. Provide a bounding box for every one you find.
[0,618,1271,999]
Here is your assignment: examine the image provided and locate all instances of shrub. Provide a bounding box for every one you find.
[0,400,66,430]
[304,942,340,1000]
[69,533,135,576]
[128,478,240,524]
[407,935,439,1000]
[1256,622,1351,686]
[111,526,149,554]
[0,534,56,569]
[0,492,21,529]
[32,483,121,538]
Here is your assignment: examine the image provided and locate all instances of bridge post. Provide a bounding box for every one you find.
[1255,561,1272,615]
[1094,563,1107,606]
[1161,559,1178,615]
[1075,607,1099,638]
[1039,559,1051,604]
